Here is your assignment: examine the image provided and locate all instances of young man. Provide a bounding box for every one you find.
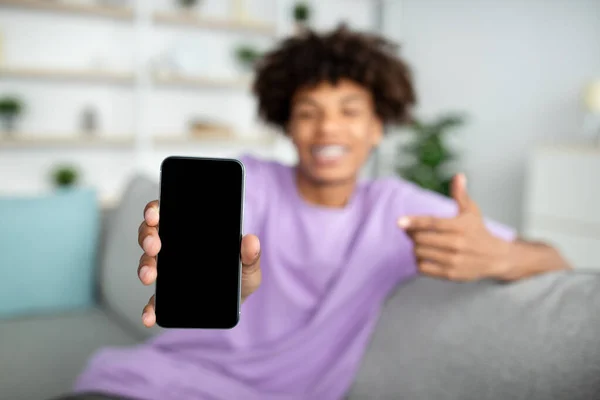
[60,25,570,400]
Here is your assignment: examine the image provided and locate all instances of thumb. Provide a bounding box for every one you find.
[240,234,262,302]
[240,234,261,271]
[451,173,475,214]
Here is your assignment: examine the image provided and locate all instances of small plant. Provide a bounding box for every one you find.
[293,1,311,23]
[178,0,199,8]
[396,114,465,197]
[234,45,262,70]
[52,164,79,188]
[0,96,24,132]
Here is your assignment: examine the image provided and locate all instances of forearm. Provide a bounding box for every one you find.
[497,238,572,281]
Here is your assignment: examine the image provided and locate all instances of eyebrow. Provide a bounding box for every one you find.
[340,94,367,104]
[293,94,367,107]
[293,97,320,107]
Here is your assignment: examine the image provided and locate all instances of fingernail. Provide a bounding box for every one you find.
[459,173,467,186]
[145,207,158,221]
[139,266,150,280]
[397,217,410,228]
[142,313,151,324]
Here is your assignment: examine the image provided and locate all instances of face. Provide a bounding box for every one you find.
[287,79,383,185]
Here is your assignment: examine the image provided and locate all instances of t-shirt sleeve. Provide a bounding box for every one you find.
[238,154,269,236]
[399,181,517,242]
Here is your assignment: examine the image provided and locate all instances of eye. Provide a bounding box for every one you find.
[294,109,317,120]
[343,108,361,117]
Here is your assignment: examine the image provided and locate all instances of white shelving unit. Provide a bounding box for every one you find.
[0,134,136,148]
[152,72,251,90]
[0,0,135,20]
[0,66,135,84]
[152,10,276,35]
[523,143,600,271]
[0,0,279,147]
[0,0,284,201]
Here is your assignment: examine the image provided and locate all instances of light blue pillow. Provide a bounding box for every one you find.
[0,188,100,318]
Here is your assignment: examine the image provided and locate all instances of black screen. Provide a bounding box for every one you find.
[155,156,244,329]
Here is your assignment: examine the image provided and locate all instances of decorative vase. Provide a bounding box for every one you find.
[178,0,200,9]
[81,107,98,135]
[1,114,16,134]
[294,22,309,35]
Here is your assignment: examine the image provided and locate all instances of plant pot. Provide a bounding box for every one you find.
[178,0,200,8]
[54,183,78,193]
[294,22,309,35]
[233,61,256,82]
[1,114,16,134]
[240,61,255,73]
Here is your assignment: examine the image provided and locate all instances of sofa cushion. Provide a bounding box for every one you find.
[349,271,600,400]
[99,174,163,339]
[0,309,138,400]
[0,188,99,319]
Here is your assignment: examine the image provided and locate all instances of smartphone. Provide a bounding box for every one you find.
[155,156,245,329]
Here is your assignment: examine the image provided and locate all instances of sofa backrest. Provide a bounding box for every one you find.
[99,174,162,339]
[348,272,600,400]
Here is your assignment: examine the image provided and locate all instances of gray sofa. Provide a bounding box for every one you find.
[2,175,600,400]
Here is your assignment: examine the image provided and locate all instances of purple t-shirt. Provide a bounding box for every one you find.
[74,155,515,400]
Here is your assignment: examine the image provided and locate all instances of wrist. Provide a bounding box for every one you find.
[492,239,570,281]
[490,239,518,281]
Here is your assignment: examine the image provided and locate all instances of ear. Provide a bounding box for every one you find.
[286,123,299,144]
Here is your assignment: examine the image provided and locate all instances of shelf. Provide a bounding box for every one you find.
[0,66,135,84]
[153,73,250,90]
[536,141,600,154]
[153,11,276,36]
[153,134,275,146]
[0,134,136,148]
[0,0,134,20]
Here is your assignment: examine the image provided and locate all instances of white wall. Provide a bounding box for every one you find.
[380,0,600,230]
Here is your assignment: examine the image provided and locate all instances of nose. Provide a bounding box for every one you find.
[317,112,343,137]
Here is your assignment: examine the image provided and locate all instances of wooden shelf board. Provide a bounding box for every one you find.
[0,0,134,19]
[536,140,600,154]
[0,66,135,83]
[153,11,275,35]
[0,134,136,148]
[153,73,250,90]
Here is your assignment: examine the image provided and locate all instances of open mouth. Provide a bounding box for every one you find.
[311,145,349,165]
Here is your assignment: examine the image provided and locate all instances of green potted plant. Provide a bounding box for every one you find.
[293,1,311,33]
[234,45,262,72]
[293,1,311,23]
[395,114,465,197]
[0,95,24,134]
[52,164,80,189]
[178,0,200,8]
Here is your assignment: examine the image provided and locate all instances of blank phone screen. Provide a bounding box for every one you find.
[155,156,244,329]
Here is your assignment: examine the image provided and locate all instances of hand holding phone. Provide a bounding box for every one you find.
[136,157,262,329]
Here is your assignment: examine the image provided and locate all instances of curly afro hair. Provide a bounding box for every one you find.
[253,24,416,131]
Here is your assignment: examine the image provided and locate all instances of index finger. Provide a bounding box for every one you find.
[397,215,459,232]
[144,200,159,227]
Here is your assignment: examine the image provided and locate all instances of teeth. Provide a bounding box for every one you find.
[312,145,346,158]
